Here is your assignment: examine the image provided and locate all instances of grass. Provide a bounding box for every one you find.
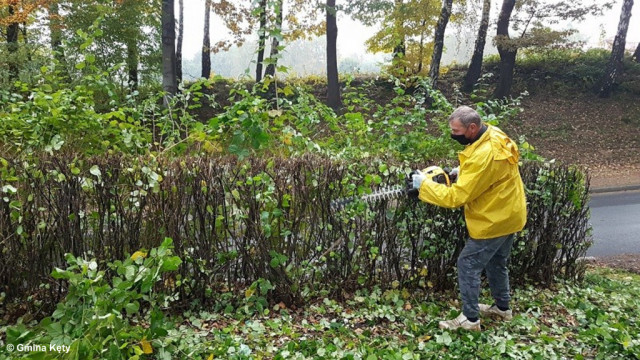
[5,265,637,359]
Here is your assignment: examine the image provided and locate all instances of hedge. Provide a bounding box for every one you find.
[0,154,590,308]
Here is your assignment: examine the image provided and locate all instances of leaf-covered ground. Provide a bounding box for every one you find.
[504,91,640,190]
[151,267,637,359]
[2,266,627,360]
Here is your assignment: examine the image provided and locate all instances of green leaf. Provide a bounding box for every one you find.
[160,237,174,249]
[48,322,63,337]
[125,302,140,315]
[125,265,136,280]
[161,256,182,272]
[51,268,69,280]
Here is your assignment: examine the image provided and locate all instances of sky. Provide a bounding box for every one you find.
[179,0,640,70]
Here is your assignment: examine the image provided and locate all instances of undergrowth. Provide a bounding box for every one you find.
[1,265,637,359]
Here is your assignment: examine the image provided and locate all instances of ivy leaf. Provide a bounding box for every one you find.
[436,332,452,346]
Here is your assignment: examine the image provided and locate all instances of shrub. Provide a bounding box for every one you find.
[0,153,591,310]
[3,238,181,359]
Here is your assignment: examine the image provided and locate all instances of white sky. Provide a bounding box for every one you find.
[179,0,640,61]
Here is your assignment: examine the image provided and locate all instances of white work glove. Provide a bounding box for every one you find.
[412,171,426,189]
[449,166,460,183]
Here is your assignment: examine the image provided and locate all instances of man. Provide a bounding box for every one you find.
[412,105,527,331]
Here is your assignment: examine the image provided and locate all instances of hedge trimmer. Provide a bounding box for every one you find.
[330,166,456,211]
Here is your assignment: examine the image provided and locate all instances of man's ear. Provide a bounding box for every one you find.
[468,123,477,133]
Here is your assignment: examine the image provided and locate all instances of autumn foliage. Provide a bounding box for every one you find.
[0,0,51,27]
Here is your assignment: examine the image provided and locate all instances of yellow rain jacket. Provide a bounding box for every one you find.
[418,125,527,239]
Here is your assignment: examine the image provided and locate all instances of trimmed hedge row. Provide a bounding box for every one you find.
[0,154,590,307]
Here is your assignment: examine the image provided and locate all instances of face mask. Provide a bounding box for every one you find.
[451,133,471,145]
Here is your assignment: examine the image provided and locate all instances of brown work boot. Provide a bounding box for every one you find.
[479,304,513,321]
[438,313,481,331]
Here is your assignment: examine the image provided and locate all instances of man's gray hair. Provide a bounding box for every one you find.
[449,106,481,127]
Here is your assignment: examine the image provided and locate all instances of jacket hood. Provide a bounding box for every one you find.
[461,125,519,165]
[489,126,519,164]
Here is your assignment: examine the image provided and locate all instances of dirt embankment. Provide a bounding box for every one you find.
[503,92,640,189]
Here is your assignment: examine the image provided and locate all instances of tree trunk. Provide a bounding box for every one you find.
[633,41,640,62]
[22,22,30,62]
[127,40,139,91]
[417,20,426,74]
[494,0,517,99]
[463,0,491,92]
[326,0,341,111]
[392,0,406,72]
[202,0,211,79]
[255,0,267,82]
[264,0,283,78]
[597,0,634,97]
[429,0,453,88]
[7,5,20,80]
[162,0,178,102]
[176,0,184,83]
[49,2,66,65]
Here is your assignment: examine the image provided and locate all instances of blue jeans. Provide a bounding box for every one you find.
[457,233,515,319]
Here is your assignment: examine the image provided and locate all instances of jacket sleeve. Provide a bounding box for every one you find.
[418,154,497,209]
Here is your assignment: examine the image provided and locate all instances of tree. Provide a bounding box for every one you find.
[114,0,157,90]
[494,0,516,99]
[348,0,444,76]
[343,0,396,54]
[633,42,640,63]
[6,4,20,79]
[0,0,46,79]
[59,0,161,89]
[202,0,211,78]
[48,1,65,65]
[263,0,283,78]
[162,0,177,101]
[597,0,634,97]
[463,0,491,92]
[252,0,323,82]
[428,0,453,87]
[255,0,267,82]
[126,38,138,90]
[493,0,613,98]
[392,0,406,66]
[176,0,183,83]
[326,0,341,110]
[197,1,255,79]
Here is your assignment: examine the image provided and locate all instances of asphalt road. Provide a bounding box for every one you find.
[587,190,640,257]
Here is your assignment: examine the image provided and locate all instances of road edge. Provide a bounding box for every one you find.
[590,184,640,194]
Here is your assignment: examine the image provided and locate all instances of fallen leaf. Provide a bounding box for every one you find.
[141,339,153,354]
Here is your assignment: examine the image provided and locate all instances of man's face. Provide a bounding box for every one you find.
[449,118,477,137]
